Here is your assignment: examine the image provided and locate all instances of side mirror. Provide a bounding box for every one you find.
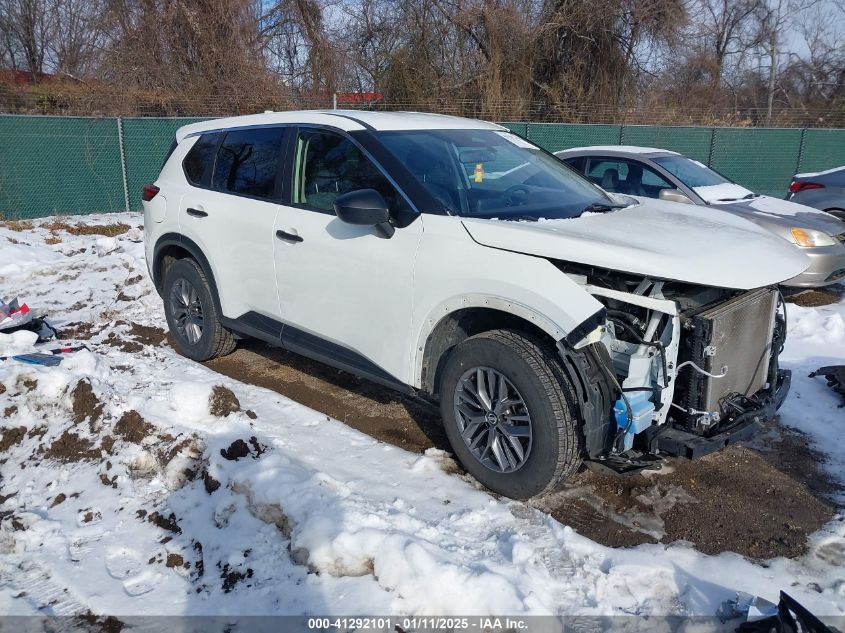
[659,188,694,205]
[333,189,394,238]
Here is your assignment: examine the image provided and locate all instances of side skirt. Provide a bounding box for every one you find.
[220,312,417,397]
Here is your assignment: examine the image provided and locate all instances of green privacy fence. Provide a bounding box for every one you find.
[504,122,845,200]
[2,114,845,219]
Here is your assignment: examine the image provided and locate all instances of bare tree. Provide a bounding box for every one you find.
[259,0,339,95]
[0,0,52,79]
[102,0,280,111]
[49,0,108,77]
[685,0,764,87]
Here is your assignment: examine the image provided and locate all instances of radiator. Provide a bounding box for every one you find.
[677,288,779,417]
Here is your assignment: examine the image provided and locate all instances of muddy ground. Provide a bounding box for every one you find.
[205,338,839,561]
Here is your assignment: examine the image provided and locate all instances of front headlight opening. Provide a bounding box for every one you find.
[790,227,836,247]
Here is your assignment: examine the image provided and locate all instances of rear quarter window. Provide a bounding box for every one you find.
[183,133,220,187]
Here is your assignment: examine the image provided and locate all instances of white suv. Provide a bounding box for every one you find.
[143,111,808,499]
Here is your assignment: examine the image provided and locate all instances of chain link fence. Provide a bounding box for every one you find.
[2,114,844,219]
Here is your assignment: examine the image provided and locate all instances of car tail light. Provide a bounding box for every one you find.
[142,184,160,201]
[789,181,824,193]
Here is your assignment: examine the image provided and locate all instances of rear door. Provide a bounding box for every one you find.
[272,126,423,386]
[179,127,286,327]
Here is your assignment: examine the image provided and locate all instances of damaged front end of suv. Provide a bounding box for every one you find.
[558,263,790,473]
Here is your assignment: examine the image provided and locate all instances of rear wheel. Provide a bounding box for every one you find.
[162,258,236,361]
[438,329,583,499]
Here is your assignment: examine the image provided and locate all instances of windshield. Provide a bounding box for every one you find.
[376,129,613,220]
[652,155,732,189]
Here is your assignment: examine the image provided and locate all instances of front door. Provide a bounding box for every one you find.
[273,127,423,386]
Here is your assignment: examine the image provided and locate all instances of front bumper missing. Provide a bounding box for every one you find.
[645,369,792,460]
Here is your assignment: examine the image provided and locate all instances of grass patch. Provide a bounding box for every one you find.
[1,219,34,232]
[42,217,130,236]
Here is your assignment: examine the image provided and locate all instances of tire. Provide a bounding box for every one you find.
[438,329,583,499]
[162,258,236,362]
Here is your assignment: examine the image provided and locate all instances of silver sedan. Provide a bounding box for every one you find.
[556,146,845,288]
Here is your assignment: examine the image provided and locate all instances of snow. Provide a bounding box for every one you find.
[692,183,755,203]
[0,213,844,619]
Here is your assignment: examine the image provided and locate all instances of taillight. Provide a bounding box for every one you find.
[789,181,824,193]
[142,184,160,202]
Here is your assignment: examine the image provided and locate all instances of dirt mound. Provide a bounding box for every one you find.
[786,284,844,308]
[219,562,253,593]
[209,386,240,417]
[542,445,833,559]
[61,322,95,340]
[0,426,26,452]
[146,511,181,534]
[104,332,143,353]
[129,322,166,346]
[220,437,266,461]
[114,411,155,444]
[71,380,104,425]
[42,430,100,462]
[220,439,250,461]
[203,472,221,494]
[17,377,37,392]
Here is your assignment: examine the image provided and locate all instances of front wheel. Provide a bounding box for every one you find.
[162,258,236,362]
[438,329,583,499]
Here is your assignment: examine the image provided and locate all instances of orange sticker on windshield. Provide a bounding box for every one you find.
[473,163,484,183]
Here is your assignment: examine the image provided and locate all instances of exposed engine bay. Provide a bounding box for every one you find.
[559,263,790,470]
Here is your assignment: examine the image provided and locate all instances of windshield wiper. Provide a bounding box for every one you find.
[578,202,627,215]
[501,215,540,222]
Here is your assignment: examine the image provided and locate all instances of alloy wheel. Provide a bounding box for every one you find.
[453,366,533,473]
[169,277,204,345]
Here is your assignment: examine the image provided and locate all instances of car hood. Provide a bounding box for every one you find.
[461,198,809,290]
[712,194,845,236]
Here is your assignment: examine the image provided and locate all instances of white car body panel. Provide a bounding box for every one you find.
[180,189,281,321]
[143,139,192,278]
[409,214,604,387]
[461,199,809,290]
[272,204,424,384]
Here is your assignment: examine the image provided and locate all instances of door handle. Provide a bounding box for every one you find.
[276,230,303,243]
[186,207,208,218]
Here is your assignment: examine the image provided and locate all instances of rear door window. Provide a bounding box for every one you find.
[213,127,285,200]
[183,133,219,187]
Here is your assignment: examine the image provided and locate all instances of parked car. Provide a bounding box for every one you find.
[143,112,808,499]
[556,146,845,287]
[788,166,845,221]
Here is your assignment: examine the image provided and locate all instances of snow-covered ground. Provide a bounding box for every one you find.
[0,214,844,620]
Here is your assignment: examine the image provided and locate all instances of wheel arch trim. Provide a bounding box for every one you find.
[152,233,223,315]
[411,294,583,390]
